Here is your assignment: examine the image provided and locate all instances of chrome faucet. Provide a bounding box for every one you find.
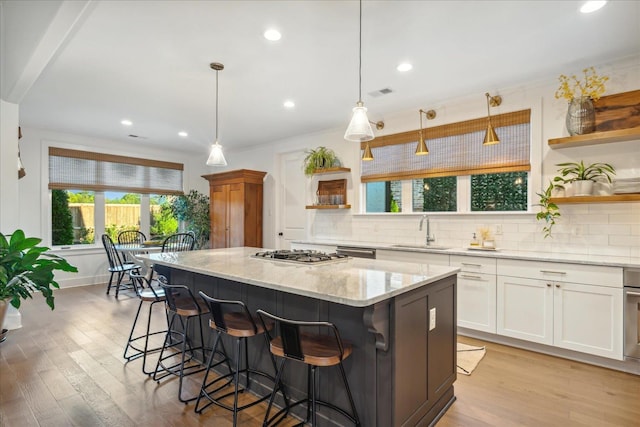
[418,215,436,246]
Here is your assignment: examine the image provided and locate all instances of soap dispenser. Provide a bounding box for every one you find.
[470,233,480,247]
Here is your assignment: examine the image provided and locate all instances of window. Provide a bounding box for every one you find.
[149,195,178,240]
[413,177,457,212]
[471,172,528,211]
[365,181,402,212]
[361,110,531,213]
[49,148,183,246]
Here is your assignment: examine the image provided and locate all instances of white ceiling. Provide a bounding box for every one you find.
[3,1,639,156]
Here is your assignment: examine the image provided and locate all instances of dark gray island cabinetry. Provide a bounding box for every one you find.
[148,247,458,426]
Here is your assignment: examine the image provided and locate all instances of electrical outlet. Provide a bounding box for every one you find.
[573,225,583,236]
[495,224,503,235]
[429,308,436,331]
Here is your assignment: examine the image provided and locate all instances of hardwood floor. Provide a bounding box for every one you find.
[1,284,639,426]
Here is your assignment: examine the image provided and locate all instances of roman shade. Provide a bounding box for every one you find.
[48,147,184,195]
[361,109,531,183]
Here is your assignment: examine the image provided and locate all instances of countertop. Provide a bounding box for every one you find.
[292,240,640,269]
[145,247,460,307]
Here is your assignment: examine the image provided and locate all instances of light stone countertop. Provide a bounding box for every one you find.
[293,240,640,269]
[145,247,459,307]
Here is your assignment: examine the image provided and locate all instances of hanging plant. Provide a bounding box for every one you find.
[535,181,562,238]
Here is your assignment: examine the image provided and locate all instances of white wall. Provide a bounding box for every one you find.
[232,55,640,259]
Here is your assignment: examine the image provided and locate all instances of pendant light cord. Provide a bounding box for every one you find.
[215,69,219,142]
[358,0,363,103]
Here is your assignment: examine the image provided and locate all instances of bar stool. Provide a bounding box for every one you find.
[152,276,218,403]
[195,292,287,426]
[256,310,360,427]
[123,271,167,374]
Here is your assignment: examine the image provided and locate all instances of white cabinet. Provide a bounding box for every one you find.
[376,249,449,266]
[497,259,623,360]
[497,276,553,344]
[452,255,497,333]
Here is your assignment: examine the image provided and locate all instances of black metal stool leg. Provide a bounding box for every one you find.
[339,361,361,426]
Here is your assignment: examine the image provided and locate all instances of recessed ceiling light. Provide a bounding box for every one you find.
[264,29,282,41]
[580,1,607,13]
[397,63,413,72]
[283,100,295,109]
[178,131,188,137]
[121,119,132,126]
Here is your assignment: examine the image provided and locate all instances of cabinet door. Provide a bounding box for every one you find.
[211,184,229,248]
[497,276,553,345]
[227,183,245,247]
[458,273,496,333]
[553,282,623,360]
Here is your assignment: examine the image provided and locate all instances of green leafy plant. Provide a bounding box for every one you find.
[303,146,339,177]
[0,229,78,310]
[535,181,563,238]
[169,190,210,249]
[554,161,616,185]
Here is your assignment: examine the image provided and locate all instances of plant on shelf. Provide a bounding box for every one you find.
[303,146,340,177]
[0,229,78,332]
[554,161,615,196]
[535,181,563,238]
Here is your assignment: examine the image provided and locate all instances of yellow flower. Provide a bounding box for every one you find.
[554,66,609,102]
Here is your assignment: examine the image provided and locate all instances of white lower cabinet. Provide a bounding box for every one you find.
[497,276,553,344]
[497,259,624,360]
[458,273,497,333]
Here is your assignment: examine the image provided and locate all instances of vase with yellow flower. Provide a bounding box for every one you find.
[555,66,608,136]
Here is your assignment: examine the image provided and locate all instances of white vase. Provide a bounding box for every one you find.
[572,180,593,196]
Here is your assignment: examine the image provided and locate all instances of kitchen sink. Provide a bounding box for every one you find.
[391,244,451,250]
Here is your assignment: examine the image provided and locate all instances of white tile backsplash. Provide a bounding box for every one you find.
[310,202,640,257]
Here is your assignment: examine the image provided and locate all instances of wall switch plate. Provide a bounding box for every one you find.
[495,224,503,235]
[429,308,436,331]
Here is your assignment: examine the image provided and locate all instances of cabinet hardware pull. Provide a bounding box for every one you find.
[555,284,560,288]
[546,283,551,287]
[540,270,567,275]
[460,274,482,280]
[461,263,482,267]
[626,291,640,297]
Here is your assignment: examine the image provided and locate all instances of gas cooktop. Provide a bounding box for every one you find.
[252,249,349,265]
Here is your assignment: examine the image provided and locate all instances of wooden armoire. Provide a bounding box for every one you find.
[202,169,266,249]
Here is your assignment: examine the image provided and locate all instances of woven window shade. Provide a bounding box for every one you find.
[48,148,184,195]
[361,110,531,183]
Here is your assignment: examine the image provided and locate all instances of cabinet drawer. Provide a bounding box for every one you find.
[497,258,622,288]
[450,255,496,274]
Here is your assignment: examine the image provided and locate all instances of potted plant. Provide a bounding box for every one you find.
[0,229,77,334]
[168,190,211,249]
[303,146,340,177]
[555,66,608,135]
[554,161,616,196]
[535,181,563,238]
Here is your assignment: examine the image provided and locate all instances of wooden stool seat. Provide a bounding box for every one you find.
[209,313,272,338]
[270,333,352,367]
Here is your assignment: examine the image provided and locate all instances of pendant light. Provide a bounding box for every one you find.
[344,0,375,143]
[416,109,436,155]
[206,62,228,166]
[483,92,502,146]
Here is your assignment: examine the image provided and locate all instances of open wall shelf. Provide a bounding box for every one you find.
[548,127,640,149]
[549,194,640,204]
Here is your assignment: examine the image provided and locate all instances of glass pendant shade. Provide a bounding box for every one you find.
[361,141,374,161]
[345,102,375,142]
[415,136,429,155]
[206,141,227,166]
[483,124,500,145]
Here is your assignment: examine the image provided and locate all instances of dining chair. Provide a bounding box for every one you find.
[162,232,196,252]
[117,230,147,262]
[101,234,141,298]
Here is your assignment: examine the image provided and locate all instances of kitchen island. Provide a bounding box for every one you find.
[148,247,459,427]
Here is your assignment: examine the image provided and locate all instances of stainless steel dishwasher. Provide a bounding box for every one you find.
[336,246,376,259]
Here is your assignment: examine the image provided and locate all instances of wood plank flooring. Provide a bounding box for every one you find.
[1,284,639,426]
